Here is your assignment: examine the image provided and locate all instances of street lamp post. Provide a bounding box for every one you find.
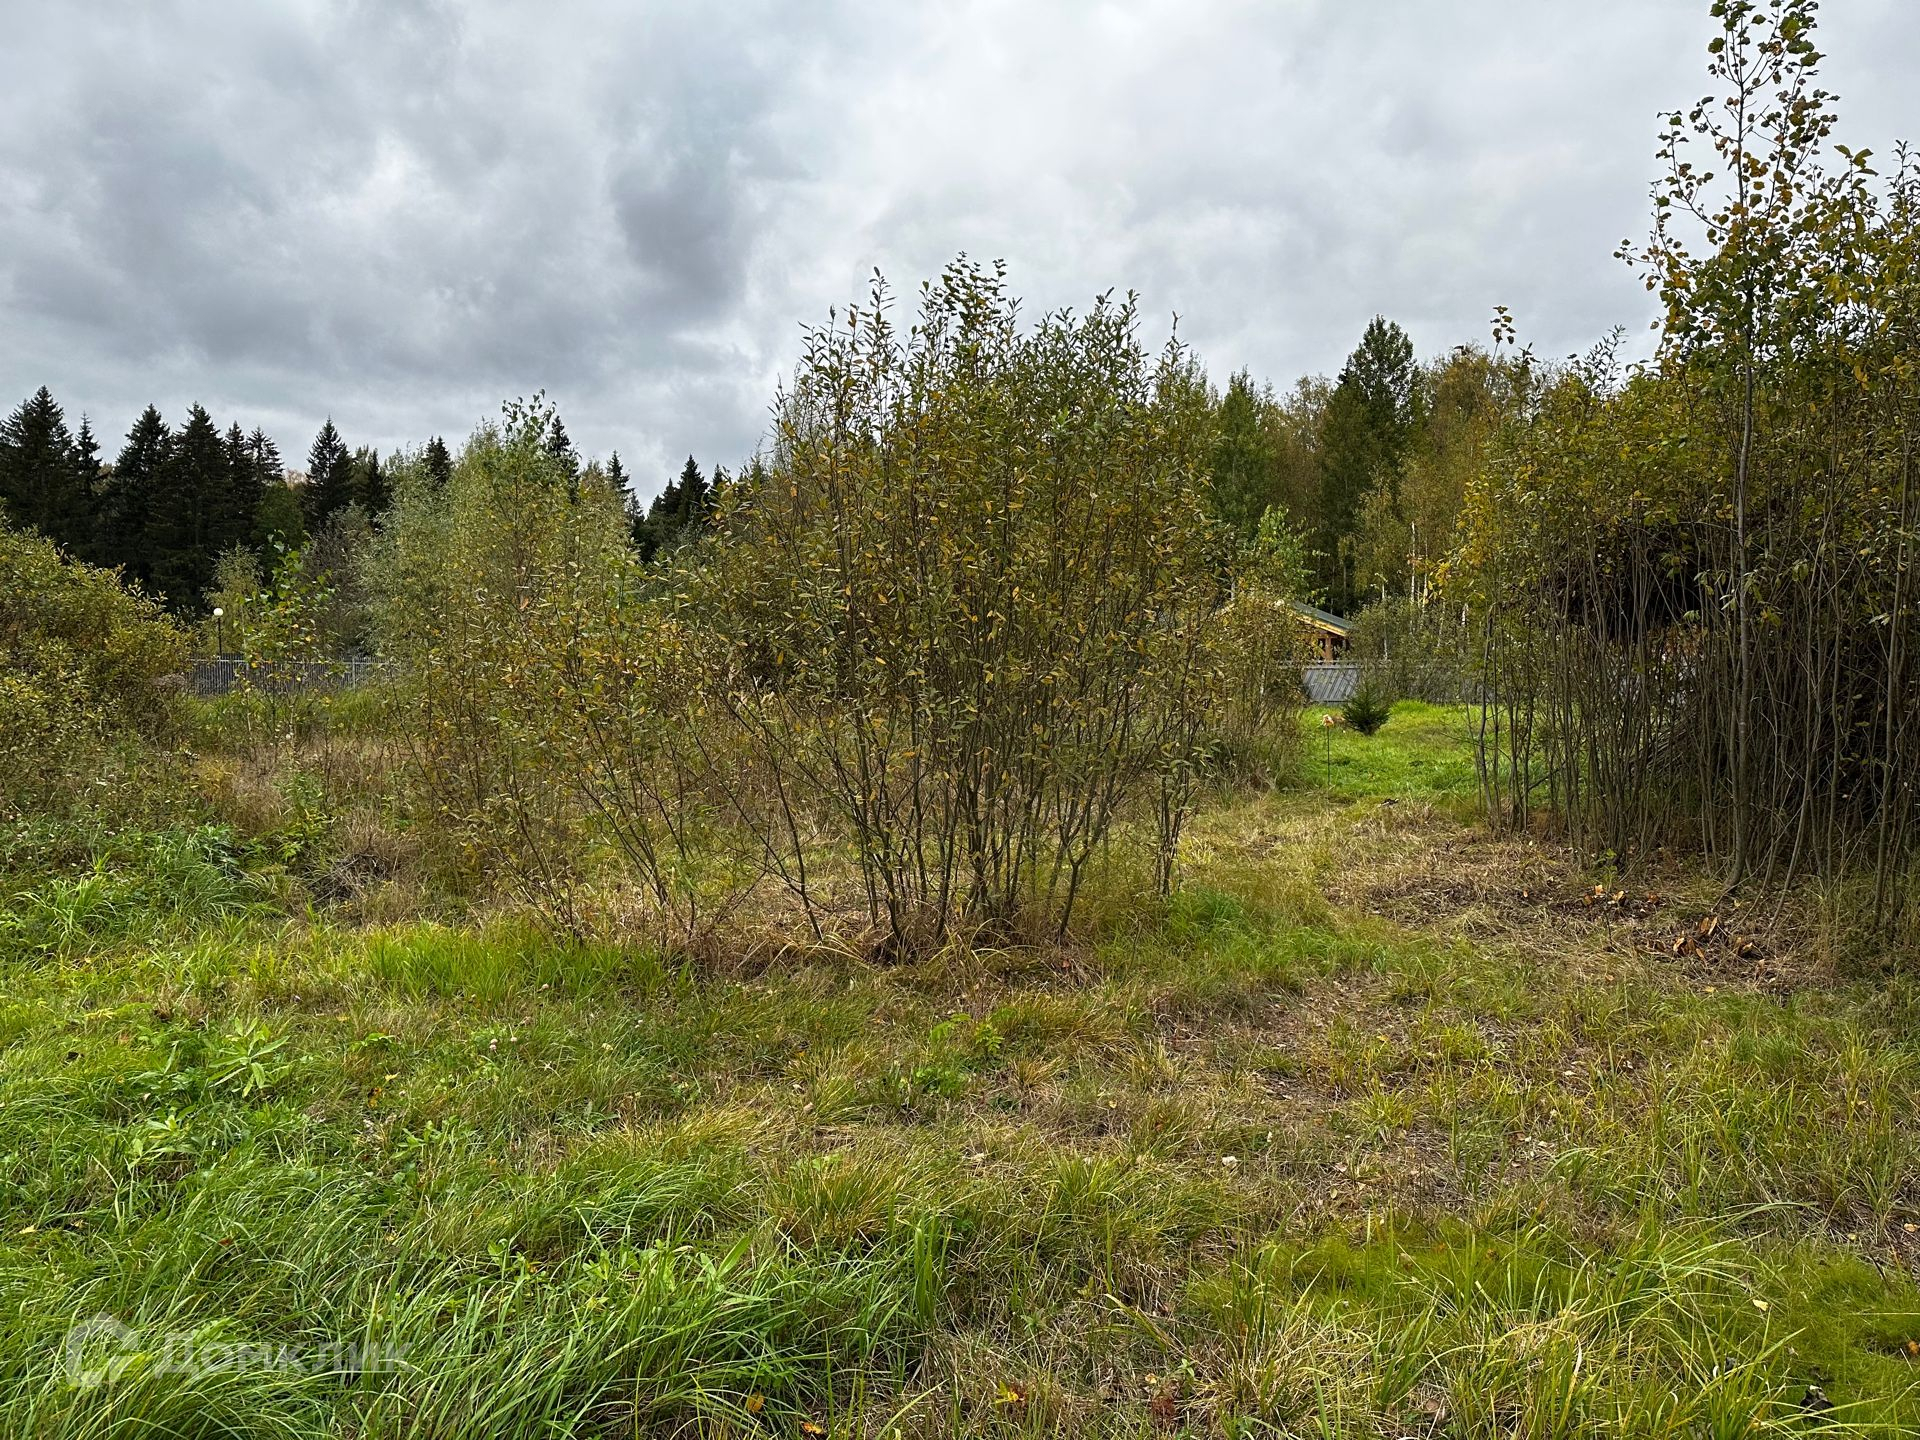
[213,607,225,657]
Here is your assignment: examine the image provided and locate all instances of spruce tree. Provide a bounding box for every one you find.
[148,403,232,609]
[545,416,579,480]
[604,452,646,550]
[71,415,103,561]
[247,427,283,490]
[242,427,297,549]
[304,419,353,529]
[636,455,714,561]
[675,454,709,527]
[248,428,284,544]
[1317,317,1417,610]
[423,435,453,492]
[656,467,685,521]
[637,466,681,562]
[99,406,171,588]
[351,446,390,514]
[225,422,263,553]
[0,386,93,555]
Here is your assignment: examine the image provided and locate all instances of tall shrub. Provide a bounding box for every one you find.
[0,523,186,816]
[374,402,637,927]
[695,262,1231,951]
[1455,0,1920,950]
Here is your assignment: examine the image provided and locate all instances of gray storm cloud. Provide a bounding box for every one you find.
[2,0,1914,496]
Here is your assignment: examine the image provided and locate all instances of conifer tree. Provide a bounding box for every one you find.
[655,466,685,521]
[99,405,171,588]
[635,459,682,561]
[0,386,93,555]
[423,435,453,492]
[247,432,284,545]
[352,446,390,514]
[71,415,103,561]
[247,427,282,484]
[545,415,579,480]
[1318,317,1417,610]
[245,428,286,548]
[225,421,263,553]
[635,454,718,561]
[148,403,232,608]
[674,453,709,526]
[304,419,353,529]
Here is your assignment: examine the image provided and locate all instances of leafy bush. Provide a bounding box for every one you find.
[1452,5,1920,951]
[1341,683,1392,736]
[370,277,1310,955]
[1204,509,1313,781]
[371,399,696,935]
[697,262,1233,948]
[1345,596,1464,703]
[0,523,185,817]
[199,540,349,745]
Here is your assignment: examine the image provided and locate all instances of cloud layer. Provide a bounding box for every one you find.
[3,0,1914,494]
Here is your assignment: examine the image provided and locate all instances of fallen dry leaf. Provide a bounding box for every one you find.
[1149,1383,1181,1429]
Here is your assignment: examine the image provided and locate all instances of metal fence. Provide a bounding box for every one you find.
[187,657,387,697]
[184,655,1459,705]
[1303,662,1360,703]
[1302,659,1468,705]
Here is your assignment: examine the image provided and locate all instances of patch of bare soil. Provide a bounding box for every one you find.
[1333,808,1814,991]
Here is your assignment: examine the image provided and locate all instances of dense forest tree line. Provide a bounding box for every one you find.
[0,391,355,613]
[5,313,1504,623]
[4,259,1529,624]
[0,388,741,619]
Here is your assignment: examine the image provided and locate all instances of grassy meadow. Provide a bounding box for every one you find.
[1,698,1915,1438]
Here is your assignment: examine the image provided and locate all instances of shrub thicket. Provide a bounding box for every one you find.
[1344,596,1466,704]
[370,270,1306,953]
[694,264,1239,949]
[1454,1,1920,953]
[0,524,186,818]
[372,400,648,930]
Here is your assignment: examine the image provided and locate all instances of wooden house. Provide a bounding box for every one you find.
[1293,602,1353,662]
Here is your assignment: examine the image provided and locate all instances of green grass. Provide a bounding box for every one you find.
[1300,700,1482,807]
[2,709,1917,1436]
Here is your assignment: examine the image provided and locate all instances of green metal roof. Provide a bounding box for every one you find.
[1291,601,1353,635]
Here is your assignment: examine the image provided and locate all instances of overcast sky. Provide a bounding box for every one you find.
[3,1,1914,496]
